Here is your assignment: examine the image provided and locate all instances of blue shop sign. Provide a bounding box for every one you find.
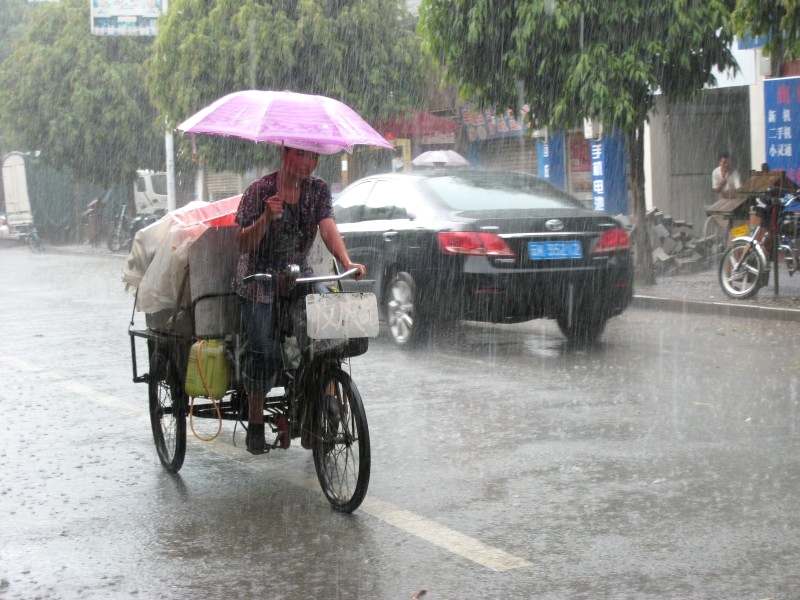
[591,139,605,212]
[764,77,800,182]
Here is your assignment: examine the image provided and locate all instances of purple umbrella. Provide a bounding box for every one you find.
[176,90,393,155]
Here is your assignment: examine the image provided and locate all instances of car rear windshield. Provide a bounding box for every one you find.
[422,172,585,210]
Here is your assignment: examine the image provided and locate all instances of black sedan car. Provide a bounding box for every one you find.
[333,169,633,346]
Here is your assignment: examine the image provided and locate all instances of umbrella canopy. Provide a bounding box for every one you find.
[411,149,469,167]
[176,90,393,155]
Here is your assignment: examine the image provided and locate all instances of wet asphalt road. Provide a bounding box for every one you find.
[1,244,800,599]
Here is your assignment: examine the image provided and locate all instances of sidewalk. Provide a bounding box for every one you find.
[26,240,800,322]
[633,259,800,322]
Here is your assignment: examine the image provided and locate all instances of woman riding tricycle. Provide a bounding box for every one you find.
[125,90,390,512]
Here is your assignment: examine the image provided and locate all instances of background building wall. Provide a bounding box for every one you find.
[646,89,751,236]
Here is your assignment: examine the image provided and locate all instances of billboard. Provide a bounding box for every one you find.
[459,106,528,142]
[90,0,163,36]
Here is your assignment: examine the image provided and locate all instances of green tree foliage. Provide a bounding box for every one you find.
[0,0,164,187]
[420,0,738,283]
[148,0,432,171]
[0,0,30,68]
[0,0,32,153]
[733,0,800,76]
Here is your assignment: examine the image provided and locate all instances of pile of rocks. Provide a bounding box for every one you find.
[615,210,719,276]
[645,209,718,275]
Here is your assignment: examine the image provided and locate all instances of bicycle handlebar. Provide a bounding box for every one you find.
[243,266,360,285]
[297,267,361,284]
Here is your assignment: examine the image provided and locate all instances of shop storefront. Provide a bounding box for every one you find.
[459,106,537,173]
[376,110,459,172]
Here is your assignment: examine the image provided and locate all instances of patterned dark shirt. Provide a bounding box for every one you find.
[232,172,334,303]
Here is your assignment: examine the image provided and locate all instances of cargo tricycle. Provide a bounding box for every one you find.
[127,225,378,513]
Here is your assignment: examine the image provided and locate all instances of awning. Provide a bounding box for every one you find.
[377,110,458,140]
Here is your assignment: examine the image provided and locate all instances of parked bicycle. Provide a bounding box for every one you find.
[107,205,129,252]
[718,192,800,299]
[109,206,164,253]
[26,226,43,253]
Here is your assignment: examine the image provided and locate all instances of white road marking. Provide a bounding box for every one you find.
[1,352,532,572]
[359,497,533,572]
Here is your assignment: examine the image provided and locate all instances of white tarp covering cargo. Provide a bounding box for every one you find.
[122,194,345,316]
[122,196,241,313]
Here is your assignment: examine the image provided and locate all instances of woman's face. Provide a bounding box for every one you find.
[284,148,320,179]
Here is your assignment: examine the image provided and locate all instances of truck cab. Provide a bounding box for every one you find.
[133,170,168,215]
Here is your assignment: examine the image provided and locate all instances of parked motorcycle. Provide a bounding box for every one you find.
[718,192,800,299]
[108,207,164,253]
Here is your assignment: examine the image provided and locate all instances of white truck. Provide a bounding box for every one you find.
[133,170,168,214]
[0,156,167,242]
[0,152,35,240]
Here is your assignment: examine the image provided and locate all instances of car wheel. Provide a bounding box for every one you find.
[384,272,421,348]
[556,312,607,346]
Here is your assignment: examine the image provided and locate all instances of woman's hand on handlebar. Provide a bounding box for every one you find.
[345,262,366,280]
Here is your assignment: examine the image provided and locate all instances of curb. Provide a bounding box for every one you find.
[632,294,800,322]
[50,246,128,259]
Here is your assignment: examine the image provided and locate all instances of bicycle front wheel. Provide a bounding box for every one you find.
[719,239,765,299]
[312,366,370,513]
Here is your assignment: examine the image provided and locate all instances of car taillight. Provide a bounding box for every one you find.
[591,228,629,254]
[437,231,516,257]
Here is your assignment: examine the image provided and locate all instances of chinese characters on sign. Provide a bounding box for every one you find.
[538,141,550,180]
[591,140,604,212]
[91,0,162,36]
[764,77,800,182]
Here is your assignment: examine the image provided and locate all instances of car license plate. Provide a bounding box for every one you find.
[528,240,583,260]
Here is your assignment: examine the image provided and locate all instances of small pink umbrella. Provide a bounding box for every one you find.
[177,89,393,155]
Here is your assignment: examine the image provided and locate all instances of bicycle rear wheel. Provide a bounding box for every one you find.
[719,239,764,299]
[312,366,370,513]
[148,349,187,473]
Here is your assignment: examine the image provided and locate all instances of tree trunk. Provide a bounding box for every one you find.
[625,128,655,285]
